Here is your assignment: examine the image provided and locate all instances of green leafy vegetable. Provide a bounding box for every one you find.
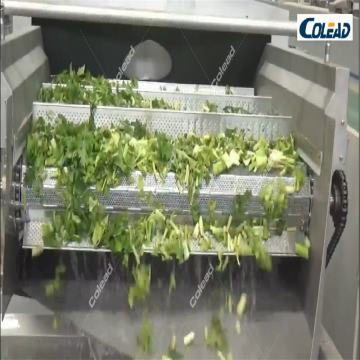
[128,264,151,308]
[45,263,65,296]
[169,271,176,295]
[165,335,183,360]
[205,315,228,352]
[136,318,152,354]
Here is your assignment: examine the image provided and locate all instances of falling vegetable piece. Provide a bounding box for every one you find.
[295,243,309,259]
[165,335,183,359]
[169,272,176,295]
[237,293,247,317]
[32,246,43,257]
[184,332,195,346]
[205,316,228,351]
[217,351,233,360]
[53,316,59,329]
[128,264,151,308]
[136,318,152,355]
[228,295,233,313]
[236,320,241,335]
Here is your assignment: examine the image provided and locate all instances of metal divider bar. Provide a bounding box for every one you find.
[33,103,293,141]
[44,81,255,96]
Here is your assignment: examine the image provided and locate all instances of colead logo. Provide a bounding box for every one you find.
[297,14,353,41]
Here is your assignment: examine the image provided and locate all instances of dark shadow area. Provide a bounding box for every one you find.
[32,18,270,88]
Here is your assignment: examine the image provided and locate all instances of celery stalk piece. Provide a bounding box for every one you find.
[228,295,233,313]
[237,294,247,316]
[236,320,241,335]
[295,243,309,259]
[184,332,195,346]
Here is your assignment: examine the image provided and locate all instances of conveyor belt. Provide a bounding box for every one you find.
[23,167,310,217]
[22,89,309,257]
[22,210,303,256]
[42,84,268,114]
[33,103,292,141]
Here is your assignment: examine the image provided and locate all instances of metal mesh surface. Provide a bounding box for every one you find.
[23,167,311,217]
[45,81,254,96]
[42,84,271,114]
[23,218,299,256]
[33,103,293,141]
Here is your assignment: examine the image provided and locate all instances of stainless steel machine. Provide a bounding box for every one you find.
[0,2,351,359]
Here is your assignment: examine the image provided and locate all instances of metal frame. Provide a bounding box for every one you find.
[1,27,50,317]
[2,1,298,36]
[255,43,350,359]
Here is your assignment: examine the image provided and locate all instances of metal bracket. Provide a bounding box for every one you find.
[0,1,12,41]
[294,131,323,176]
[0,1,4,41]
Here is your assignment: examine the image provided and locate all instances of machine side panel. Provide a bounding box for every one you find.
[302,116,335,360]
[1,26,49,317]
[1,26,50,164]
[0,93,20,318]
[322,128,359,359]
[254,44,349,359]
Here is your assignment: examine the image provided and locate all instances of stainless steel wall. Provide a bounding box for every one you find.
[13,16,31,32]
[255,3,359,357]
[257,1,359,76]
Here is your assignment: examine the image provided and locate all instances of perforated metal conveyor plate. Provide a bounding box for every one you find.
[23,210,304,256]
[42,84,271,114]
[24,96,306,256]
[23,167,311,219]
[33,103,292,141]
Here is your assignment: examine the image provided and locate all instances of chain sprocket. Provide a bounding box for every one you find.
[326,170,348,268]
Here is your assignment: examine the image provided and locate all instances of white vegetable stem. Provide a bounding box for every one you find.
[184,332,195,346]
[237,293,247,316]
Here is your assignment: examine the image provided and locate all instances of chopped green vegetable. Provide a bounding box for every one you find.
[32,246,43,257]
[217,351,233,360]
[136,318,152,354]
[164,335,183,360]
[184,332,195,346]
[169,272,176,295]
[228,295,233,313]
[29,67,310,312]
[205,316,228,352]
[128,264,151,308]
[45,263,65,297]
[295,243,309,259]
[236,320,241,335]
[237,293,247,317]
[53,316,59,329]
